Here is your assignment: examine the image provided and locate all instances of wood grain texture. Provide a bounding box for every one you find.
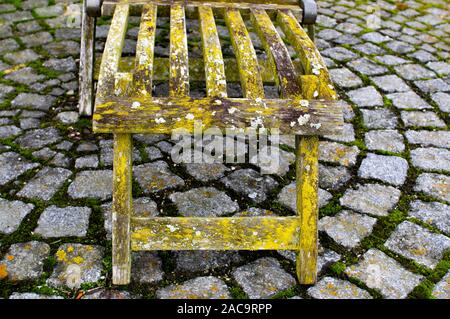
[131,216,301,250]
[78,0,95,116]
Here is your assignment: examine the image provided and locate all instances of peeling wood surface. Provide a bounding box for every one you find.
[224,8,264,99]
[199,5,227,98]
[131,216,301,250]
[133,3,157,96]
[78,0,95,116]
[93,96,343,135]
[169,4,190,97]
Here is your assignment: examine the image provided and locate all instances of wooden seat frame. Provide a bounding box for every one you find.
[79,0,343,285]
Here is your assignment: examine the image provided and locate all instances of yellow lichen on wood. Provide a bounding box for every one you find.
[91,1,345,288]
[295,135,319,284]
[130,216,301,250]
[169,4,190,97]
[198,5,227,98]
[112,133,133,285]
[295,73,321,285]
[114,72,133,96]
[250,8,302,98]
[133,3,157,96]
[79,0,95,116]
[224,8,264,99]
[93,96,343,135]
[111,62,133,286]
[96,3,129,101]
[300,75,320,101]
[277,10,337,100]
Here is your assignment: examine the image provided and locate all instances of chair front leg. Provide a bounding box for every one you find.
[295,135,319,284]
[112,133,133,285]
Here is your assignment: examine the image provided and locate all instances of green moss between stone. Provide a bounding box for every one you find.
[229,285,248,299]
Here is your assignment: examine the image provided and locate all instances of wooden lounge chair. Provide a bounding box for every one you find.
[79,0,343,285]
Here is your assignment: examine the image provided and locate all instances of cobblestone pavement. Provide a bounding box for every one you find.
[0,0,449,299]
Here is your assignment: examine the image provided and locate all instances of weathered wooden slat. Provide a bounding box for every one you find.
[251,8,302,98]
[131,216,301,250]
[93,96,343,135]
[169,4,189,97]
[133,3,157,96]
[102,0,302,17]
[78,0,95,116]
[277,10,337,100]
[112,133,133,285]
[94,56,295,83]
[224,8,264,99]
[295,75,320,285]
[108,17,133,282]
[95,4,129,103]
[199,5,227,98]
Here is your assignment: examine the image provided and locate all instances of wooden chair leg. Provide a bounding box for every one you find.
[112,133,133,285]
[79,0,96,116]
[295,135,319,284]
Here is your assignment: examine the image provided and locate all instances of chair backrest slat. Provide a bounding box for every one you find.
[169,4,190,97]
[96,3,130,102]
[224,8,264,99]
[251,8,302,99]
[199,5,227,98]
[133,3,158,97]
